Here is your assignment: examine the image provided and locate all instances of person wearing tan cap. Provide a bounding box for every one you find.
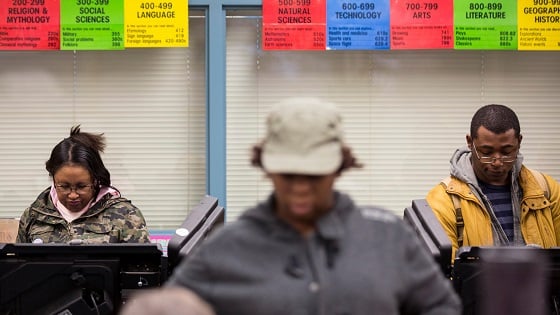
[166,97,461,315]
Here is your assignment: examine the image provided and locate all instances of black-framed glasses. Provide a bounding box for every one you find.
[54,183,94,195]
[472,142,518,164]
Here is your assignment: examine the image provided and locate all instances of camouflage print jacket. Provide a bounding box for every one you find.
[16,187,150,244]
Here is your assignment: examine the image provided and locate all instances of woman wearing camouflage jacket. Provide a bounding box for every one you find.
[16,125,150,244]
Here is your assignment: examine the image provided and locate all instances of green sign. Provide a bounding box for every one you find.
[60,0,124,50]
[454,0,518,50]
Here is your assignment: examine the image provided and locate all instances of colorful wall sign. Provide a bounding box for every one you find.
[1,0,560,51]
[262,0,326,50]
[124,0,188,48]
[326,0,390,50]
[518,0,560,50]
[454,0,518,50]
[390,0,453,49]
[60,0,124,50]
[0,0,60,50]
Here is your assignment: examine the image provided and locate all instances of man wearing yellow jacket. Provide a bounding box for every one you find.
[427,104,560,260]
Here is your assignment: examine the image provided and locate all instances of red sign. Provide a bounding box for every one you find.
[390,0,453,49]
[263,0,326,50]
[0,0,60,50]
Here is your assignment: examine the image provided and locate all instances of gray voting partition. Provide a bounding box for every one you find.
[167,195,225,273]
[403,199,453,278]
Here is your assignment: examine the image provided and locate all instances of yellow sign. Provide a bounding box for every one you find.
[517,0,560,50]
[125,0,188,48]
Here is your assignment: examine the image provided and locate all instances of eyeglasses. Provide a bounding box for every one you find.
[54,183,94,195]
[472,143,518,164]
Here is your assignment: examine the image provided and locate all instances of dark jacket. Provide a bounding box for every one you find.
[167,191,461,315]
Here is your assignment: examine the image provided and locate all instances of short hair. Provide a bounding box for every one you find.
[470,104,521,139]
[45,125,111,189]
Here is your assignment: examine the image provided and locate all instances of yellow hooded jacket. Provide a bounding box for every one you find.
[427,166,560,260]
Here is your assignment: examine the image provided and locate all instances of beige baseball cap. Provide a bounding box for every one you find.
[261,97,343,175]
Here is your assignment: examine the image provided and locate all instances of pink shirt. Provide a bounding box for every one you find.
[50,182,120,222]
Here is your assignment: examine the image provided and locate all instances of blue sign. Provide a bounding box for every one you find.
[326,0,390,50]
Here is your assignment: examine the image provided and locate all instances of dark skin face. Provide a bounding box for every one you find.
[53,165,95,212]
[268,173,337,236]
[467,126,522,186]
